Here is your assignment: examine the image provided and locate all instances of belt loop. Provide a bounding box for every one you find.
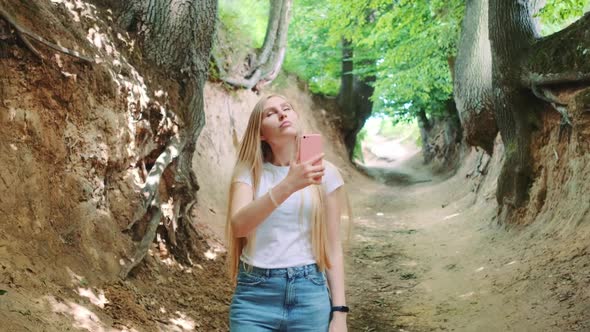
[304,265,309,277]
[266,268,270,278]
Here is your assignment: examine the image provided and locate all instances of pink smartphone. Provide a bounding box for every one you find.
[299,134,323,166]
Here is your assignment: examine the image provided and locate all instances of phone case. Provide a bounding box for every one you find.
[299,134,323,166]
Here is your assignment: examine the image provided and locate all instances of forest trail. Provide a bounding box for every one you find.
[345,150,590,332]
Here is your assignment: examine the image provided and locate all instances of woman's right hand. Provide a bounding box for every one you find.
[283,153,325,193]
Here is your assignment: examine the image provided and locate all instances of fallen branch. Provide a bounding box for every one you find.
[0,7,95,63]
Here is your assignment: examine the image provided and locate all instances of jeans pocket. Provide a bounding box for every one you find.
[305,272,327,286]
[237,272,266,286]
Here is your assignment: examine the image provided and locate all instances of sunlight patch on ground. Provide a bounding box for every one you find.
[443,213,461,220]
[45,295,114,331]
[51,0,96,23]
[204,249,218,260]
[77,287,109,308]
[45,293,142,332]
[458,291,475,299]
[204,241,226,260]
[167,311,198,331]
[369,138,412,162]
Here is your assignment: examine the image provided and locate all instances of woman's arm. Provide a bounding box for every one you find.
[230,180,294,238]
[231,154,326,238]
[325,186,347,331]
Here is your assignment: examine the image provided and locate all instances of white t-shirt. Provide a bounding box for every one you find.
[234,161,344,268]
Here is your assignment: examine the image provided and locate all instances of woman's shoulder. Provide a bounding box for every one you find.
[233,163,253,185]
[322,159,345,193]
[323,159,341,174]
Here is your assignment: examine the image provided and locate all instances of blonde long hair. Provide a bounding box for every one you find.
[225,94,332,283]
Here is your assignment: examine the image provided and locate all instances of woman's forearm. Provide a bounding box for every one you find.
[231,180,295,237]
[326,242,346,306]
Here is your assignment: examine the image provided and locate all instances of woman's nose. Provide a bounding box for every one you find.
[278,110,287,119]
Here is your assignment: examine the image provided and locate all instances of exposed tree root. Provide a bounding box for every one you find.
[211,0,291,91]
[0,7,95,63]
[212,52,263,91]
[125,138,181,233]
[527,72,590,86]
[531,84,578,141]
[119,207,163,279]
[120,138,182,279]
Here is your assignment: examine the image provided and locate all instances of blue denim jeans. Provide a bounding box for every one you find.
[229,262,331,331]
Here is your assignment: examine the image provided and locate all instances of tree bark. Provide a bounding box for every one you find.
[215,0,292,90]
[417,109,434,163]
[525,12,590,86]
[489,0,542,216]
[337,39,375,160]
[454,0,497,154]
[118,0,218,276]
[246,0,283,77]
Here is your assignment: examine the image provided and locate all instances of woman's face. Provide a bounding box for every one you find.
[260,96,299,143]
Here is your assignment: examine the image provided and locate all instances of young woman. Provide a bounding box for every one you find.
[226,94,349,331]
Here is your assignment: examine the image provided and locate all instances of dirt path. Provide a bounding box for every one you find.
[345,154,590,332]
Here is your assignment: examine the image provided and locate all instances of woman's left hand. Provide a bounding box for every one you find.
[329,313,347,332]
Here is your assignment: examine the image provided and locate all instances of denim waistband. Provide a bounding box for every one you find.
[239,261,322,278]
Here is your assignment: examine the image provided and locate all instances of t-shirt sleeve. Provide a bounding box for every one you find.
[233,167,253,187]
[323,161,344,194]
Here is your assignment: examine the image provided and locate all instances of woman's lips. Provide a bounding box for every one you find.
[280,121,292,128]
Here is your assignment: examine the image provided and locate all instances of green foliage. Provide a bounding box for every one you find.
[287,0,464,121]
[217,0,590,133]
[284,0,343,95]
[218,0,269,48]
[537,0,590,36]
[366,0,464,121]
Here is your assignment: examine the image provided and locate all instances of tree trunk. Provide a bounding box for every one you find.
[255,0,292,90]
[417,101,462,166]
[489,0,541,217]
[417,109,434,163]
[442,99,463,165]
[249,0,283,75]
[454,0,497,154]
[215,0,292,90]
[337,39,375,160]
[118,0,218,276]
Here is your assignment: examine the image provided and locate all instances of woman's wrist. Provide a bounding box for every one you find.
[271,180,296,204]
[276,178,296,197]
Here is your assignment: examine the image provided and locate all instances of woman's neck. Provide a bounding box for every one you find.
[268,138,296,166]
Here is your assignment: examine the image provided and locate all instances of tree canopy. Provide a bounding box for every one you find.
[218,0,590,123]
